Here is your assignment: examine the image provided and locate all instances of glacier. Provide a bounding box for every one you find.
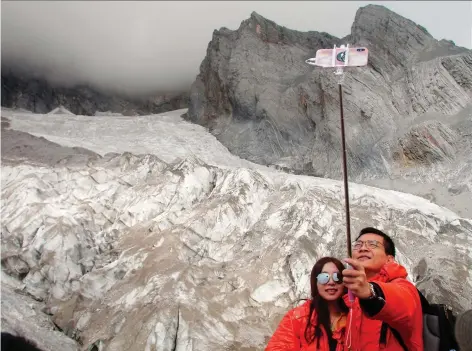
[1,108,471,351]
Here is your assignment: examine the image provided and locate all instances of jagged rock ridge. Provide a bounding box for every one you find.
[1,70,189,116]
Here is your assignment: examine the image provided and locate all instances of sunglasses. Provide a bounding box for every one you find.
[316,272,343,285]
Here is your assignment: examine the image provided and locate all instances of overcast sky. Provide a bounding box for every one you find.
[2,1,471,95]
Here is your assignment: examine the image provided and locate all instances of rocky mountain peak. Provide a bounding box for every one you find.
[187,6,472,218]
[247,11,274,27]
[352,4,434,41]
[350,4,467,72]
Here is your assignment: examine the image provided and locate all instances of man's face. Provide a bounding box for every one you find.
[352,233,393,275]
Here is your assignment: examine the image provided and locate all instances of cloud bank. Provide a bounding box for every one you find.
[2,1,471,96]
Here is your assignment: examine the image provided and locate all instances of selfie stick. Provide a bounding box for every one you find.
[306,44,369,302]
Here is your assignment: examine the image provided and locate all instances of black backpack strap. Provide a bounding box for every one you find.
[437,304,459,351]
[416,288,430,310]
[379,322,389,345]
[379,322,408,351]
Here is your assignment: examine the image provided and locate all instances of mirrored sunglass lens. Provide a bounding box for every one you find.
[333,272,341,282]
[317,273,329,284]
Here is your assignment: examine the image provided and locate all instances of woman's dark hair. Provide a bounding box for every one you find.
[304,257,349,346]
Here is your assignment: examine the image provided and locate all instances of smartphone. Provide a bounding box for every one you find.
[314,47,369,67]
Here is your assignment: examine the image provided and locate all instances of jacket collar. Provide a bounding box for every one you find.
[369,261,408,283]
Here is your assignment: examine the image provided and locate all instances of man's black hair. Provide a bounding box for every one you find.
[1,332,43,351]
[356,227,396,257]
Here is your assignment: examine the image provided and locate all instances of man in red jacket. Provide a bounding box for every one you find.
[342,227,423,351]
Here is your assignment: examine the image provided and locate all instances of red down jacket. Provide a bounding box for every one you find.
[265,300,347,351]
[343,261,423,351]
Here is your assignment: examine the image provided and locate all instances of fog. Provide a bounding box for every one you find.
[2,1,471,96]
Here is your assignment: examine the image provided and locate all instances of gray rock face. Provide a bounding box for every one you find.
[1,119,101,168]
[186,5,472,213]
[2,109,471,350]
[1,70,189,116]
[394,121,458,165]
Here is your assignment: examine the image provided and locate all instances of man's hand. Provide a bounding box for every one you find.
[343,258,372,299]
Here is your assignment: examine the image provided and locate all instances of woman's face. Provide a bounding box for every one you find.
[317,262,344,301]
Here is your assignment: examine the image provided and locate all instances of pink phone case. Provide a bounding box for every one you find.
[314,47,369,67]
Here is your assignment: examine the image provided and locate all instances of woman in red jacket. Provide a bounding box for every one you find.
[265,257,349,351]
